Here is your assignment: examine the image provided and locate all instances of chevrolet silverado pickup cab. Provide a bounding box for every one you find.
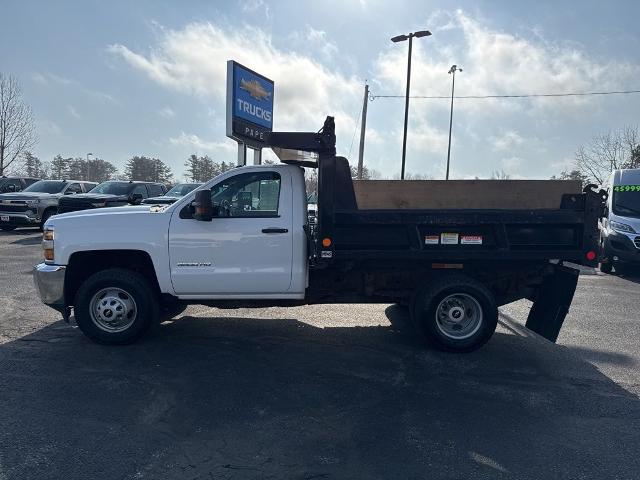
[33,118,606,352]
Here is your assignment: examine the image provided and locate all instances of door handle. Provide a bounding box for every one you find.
[262,228,288,234]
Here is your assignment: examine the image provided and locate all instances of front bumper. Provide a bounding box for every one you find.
[33,263,66,309]
[603,230,640,264]
[0,213,40,227]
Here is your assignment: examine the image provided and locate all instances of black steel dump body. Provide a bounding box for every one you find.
[267,117,607,342]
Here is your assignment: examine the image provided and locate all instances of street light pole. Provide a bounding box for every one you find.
[86,153,93,181]
[445,65,462,181]
[391,29,431,180]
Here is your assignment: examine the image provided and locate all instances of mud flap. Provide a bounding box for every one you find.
[525,265,579,342]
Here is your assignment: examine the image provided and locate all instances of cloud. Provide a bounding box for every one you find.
[241,0,271,18]
[32,72,119,105]
[158,106,175,119]
[107,22,362,153]
[289,27,339,61]
[500,156,524,170]
[169,132,235,152]
[373,10,638,115]
[490,130,524,151]
[67,106,81,119]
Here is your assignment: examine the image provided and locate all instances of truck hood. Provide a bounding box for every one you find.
[58,193,129,202]
[44,204,172,267]
[52,204,156,221]
[0,192,60,201]
[142,195,179,205]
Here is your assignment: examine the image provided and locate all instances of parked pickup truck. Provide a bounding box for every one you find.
[0,176,40,193]
[33,117,606,352]
[0,179,97,231]
[142,182,202,205]
[57,180,167,213]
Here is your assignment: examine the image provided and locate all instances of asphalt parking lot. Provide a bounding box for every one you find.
[0,229,639,480]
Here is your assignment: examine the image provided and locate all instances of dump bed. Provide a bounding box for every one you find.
[313,154,605,267]
[266,117,606,268]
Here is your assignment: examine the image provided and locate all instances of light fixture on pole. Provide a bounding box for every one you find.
[391,29,431,180]
[86,152,94,181]
[445,64,462,180]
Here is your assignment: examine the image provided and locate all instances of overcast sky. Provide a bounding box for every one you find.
[2,0,640,180]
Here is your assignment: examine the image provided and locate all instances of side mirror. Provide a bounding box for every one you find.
[6,185,17,192]
[129,193,144,205]
[64,190,75,195]
[193,190,213,221]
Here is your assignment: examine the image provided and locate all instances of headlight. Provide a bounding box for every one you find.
[42,227,54,263]
[610,220,636,234]
[25,199,39,206]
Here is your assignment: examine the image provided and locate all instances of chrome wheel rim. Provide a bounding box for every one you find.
[89,287,137,333]
[435,293,483,340]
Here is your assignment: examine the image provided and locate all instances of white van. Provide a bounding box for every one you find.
[600,169,640,273]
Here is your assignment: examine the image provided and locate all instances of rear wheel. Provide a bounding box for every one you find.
[412,274,498,352]
[74,268,158,344]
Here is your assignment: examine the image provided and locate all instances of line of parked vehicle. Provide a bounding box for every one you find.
[0,176,202,231]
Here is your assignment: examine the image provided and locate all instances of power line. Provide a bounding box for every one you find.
[348,96,363,158]
[370,89,640,100]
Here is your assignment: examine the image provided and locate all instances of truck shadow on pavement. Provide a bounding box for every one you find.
[9,235,42,246]
[1,306,639,480]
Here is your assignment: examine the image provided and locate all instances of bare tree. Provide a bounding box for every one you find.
[0,74,37,175]
[575,126,640,184]
[490,169,511,180]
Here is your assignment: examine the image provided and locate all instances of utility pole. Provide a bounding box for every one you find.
[445,64,462,180]
[391,29,431,180]
[357,83,369,180]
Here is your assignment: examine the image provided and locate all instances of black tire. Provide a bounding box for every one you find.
[74,268,159,344]
[412,274,498,353]
[39,208,56,231]
[0,226,17,231]
[599,262,613,274]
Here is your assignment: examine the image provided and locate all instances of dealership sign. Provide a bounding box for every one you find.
[226,60,274,148]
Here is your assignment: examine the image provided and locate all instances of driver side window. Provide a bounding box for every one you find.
[211,172,281,218]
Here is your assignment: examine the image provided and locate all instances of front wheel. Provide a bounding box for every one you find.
[39,208,56,231]
[412,274,498,353]
[74,268,159,344]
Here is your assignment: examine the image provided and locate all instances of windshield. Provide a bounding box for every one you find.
[612,185,640,217]
[165,183,201,197]
[23,180,67,194]
[88,182,133,195]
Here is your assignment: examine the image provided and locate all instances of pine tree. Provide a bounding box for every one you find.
[50,155,71,179]
[125,156,172,183]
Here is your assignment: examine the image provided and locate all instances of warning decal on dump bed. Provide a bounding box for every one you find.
[424,235,439,245]
[461,235,483,245]
[441,233,459,245]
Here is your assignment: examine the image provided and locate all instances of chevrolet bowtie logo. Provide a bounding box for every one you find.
[239,78,271,101]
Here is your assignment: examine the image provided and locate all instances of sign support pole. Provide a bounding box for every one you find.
[237,142,247,166]
[253,148,262,165]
